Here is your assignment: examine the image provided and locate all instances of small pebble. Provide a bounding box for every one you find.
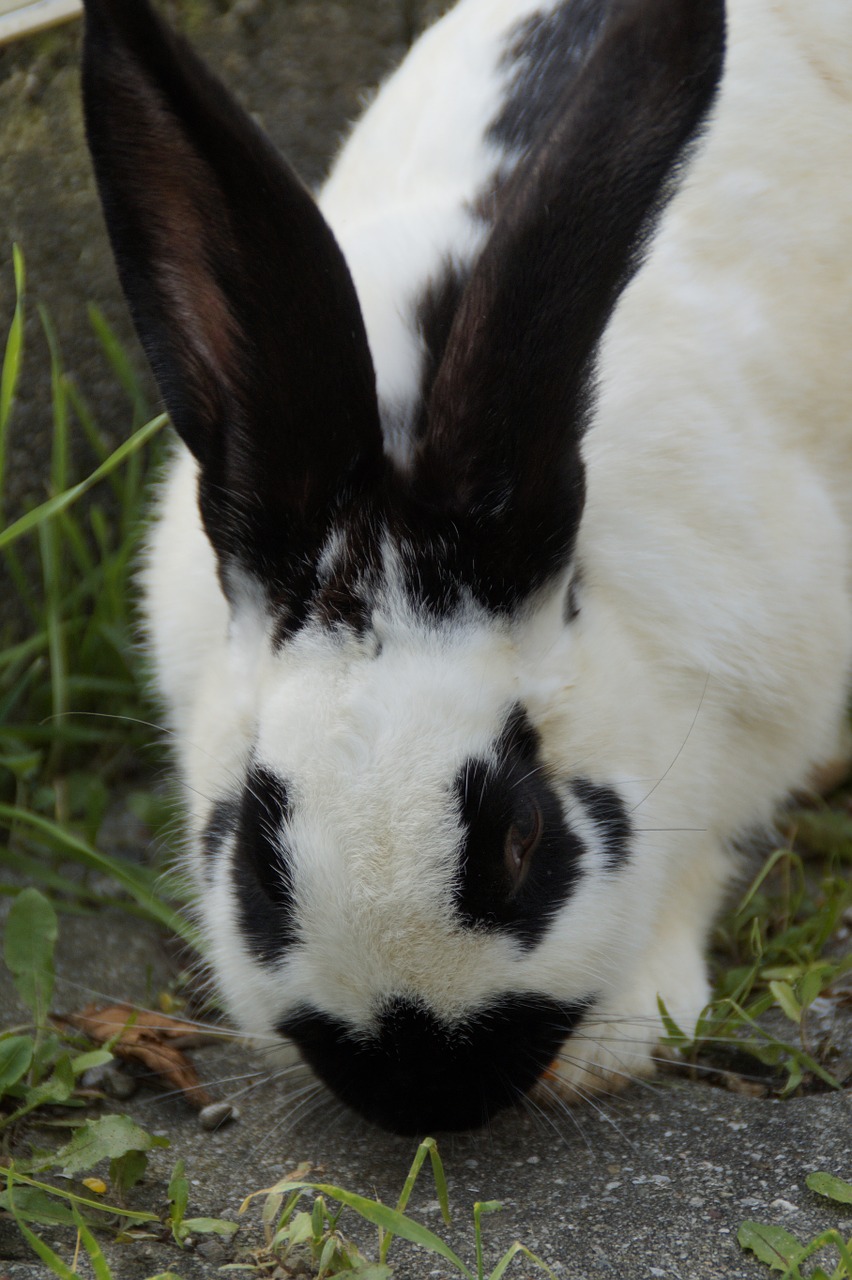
[198,1101,240,1130]
[102,1065,141,1100]
[197,1238,231,1265]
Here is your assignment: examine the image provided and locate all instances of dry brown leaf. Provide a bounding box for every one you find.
[56,1002,216,1109]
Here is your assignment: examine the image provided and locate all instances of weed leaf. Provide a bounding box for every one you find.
[168,1158,190,1238]
[4,887,57,1020]
[110,1149,149,1198]
[56,1114,169,1176]
[0,1034,33,1094]
[806,1173,852,1206]
[0,1185,77,1226]
[738,1221,803,1271]
[768,980,802,1024]
[4,1185,79,1279]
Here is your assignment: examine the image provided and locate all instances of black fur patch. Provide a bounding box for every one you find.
[232,766,298,964]
[203,798,240,853]
[489,0,612,157]
[453,706,584,946]
[201,798,240,881]
[571,777,632,870]
[407,264,471,448]
[280,992,588,1134]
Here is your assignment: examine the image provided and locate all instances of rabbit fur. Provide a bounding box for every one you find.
[81,0,852,1133]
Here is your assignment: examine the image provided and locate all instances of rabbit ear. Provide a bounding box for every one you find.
[82,0,383,592]
[415,0,725,609]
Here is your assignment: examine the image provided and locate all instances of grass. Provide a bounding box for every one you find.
[660,816,852,1096]
[0,244,192,933]
[0,245,850,1278]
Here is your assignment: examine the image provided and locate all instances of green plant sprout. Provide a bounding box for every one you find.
[659,829,852,1094]
[739,1173,852,1279]
[238,1137,558,1280]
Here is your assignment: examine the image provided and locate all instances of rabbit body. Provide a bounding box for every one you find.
[84,0,852,1131]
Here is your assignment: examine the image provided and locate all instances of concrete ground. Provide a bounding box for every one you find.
[0,908,850,1279]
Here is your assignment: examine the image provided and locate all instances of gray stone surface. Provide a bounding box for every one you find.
[1,909,851,1279]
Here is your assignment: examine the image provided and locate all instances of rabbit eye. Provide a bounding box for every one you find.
[505,803,543,886]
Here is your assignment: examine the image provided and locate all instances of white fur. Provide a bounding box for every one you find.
[142,0,852,1097]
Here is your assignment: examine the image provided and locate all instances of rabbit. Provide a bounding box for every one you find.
[80,0,852,1135]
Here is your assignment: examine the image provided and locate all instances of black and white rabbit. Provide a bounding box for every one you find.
[81,0,852,1134]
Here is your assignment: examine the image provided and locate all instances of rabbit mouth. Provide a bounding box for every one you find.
[278,993,590,1135]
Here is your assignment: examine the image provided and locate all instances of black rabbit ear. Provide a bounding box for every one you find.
[82,0,383,593]
[415,0,725,609]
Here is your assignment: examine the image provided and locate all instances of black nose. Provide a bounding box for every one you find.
[279,993,588,1134]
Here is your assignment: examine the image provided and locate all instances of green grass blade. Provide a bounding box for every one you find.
[0,414,167,552]
[73,1211,114,1280]
[7,1211,79,1280]
[38,517,67,777]
[39,307,70,496]
[0,804,196,943]
[88,304,150,424]
[488,1243,558,1280]
[0,243,26,505]
[4,1168,158,1223]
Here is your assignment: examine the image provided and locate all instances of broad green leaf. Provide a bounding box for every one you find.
[799,967,833,1009]
[4,887,57,1019]
[57,1115,169,1176]
[350,1266,393,1279]
[4,1184,80,1280]
[71,1048,114,1077]
[738,1221,804,1272]
[168,1158,189,1230]
[807,1173,852,1205]
[769,980,802,1024]
[311,1192,327,1237]
[280,1211,314,1248]
[0,1034,33,1094]
[318,1235,346,1273]
[0,1185,76,1226]
[2,1168,158,1223]
[7,1052,76,1121]
[110,1149,149,1198]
